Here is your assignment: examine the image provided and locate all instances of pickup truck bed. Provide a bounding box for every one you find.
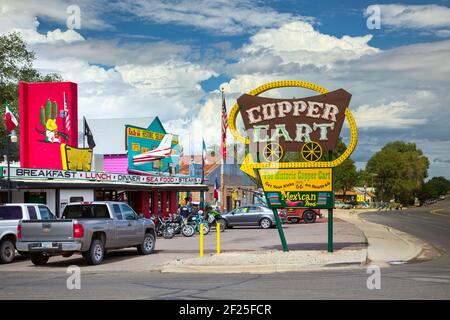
[16,202,156,265]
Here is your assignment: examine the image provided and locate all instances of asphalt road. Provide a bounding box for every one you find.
[1,200,449,299]
[361,197,450,255]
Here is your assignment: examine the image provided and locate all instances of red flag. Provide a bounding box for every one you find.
[5,103,18,132]
[214,177,220,200]
[221,93,228,160]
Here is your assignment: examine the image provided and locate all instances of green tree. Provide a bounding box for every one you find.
[0,32,62,160]
[419,176,450,200]
[332,139,358,197]
[366,141,429,205]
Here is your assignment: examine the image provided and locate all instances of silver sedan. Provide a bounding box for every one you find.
[221,205,286,229]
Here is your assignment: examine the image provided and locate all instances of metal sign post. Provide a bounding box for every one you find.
[328,151,334,253]
[272,208,289,252]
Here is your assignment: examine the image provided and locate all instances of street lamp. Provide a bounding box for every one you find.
[6,130,17,203]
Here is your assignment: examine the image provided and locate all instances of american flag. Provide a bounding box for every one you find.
[64,92,70,132]
[221,92,228,160]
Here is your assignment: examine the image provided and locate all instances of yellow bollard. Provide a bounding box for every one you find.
[216,223,221,255]
[199,223,204,257]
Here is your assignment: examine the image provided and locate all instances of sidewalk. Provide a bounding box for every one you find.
[333,209,438,266]
[157,219,369,274]
[158,209,438,274]
[159,249,367,273]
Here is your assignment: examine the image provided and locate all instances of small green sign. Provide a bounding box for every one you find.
[264,191,333,209]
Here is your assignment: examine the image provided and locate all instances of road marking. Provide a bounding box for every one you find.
[410,277,450,284]
[430,209,450,217]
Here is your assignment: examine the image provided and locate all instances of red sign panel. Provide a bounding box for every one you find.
[19,82,78,169]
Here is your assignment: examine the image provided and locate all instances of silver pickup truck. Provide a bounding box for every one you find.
[16,201,156,265]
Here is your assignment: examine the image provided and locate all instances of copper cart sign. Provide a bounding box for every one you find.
[237,89,351,153]
[228,80,358,252]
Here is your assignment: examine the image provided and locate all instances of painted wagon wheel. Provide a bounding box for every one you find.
[263,143,284,162]
[301,141,322,162]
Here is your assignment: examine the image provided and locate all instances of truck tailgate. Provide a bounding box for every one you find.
[20,220,74,242]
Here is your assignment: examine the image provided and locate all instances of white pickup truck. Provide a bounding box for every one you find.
[16,201,156,265]
[0,203,56,264]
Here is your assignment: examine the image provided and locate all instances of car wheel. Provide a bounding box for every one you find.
[290,218,300,224]
[137,233,155,255]
[260,218,272,229]
[30,253,49,265]
[0,240,15,264]
[303,211,316,223]
[84,239,105,265]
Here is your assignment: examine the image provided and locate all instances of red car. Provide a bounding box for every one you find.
[283,208,322,223]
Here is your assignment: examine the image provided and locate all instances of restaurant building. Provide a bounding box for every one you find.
[0,82,207,217]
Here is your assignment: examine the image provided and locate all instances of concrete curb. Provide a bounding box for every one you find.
[336,209,440,265]
[157,249,368,274]
[159,263,364,274]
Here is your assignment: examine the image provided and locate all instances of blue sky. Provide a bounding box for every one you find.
[1,0,450,178]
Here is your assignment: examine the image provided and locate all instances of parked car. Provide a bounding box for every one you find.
[438,195,446,201]
[221,205,283,229]
[0,203,56,264]
[423,199,437,206]
[16,201,156,266]
[276,209,288,224]
[284,208,321,224]
[388,202,403,210]
[334,200,352,209]
[357,202,371,209]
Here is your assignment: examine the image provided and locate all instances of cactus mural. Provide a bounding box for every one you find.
[37,99,69,143]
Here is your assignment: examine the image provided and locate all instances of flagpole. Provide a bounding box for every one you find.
[200,139,205,210]
[83,116,86,148]
[6,132,11,203]
[220,87,225,213]
[201,139,205,183]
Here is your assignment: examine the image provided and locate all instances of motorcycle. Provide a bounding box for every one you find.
[151,215,175,239]
[188,212,210,235]
[168,214,195,237]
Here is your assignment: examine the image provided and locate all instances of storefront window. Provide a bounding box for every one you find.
[24,192,46,204]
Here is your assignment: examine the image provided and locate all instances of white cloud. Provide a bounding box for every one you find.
[115,0,315,35]
[116,61,216,96]
[436,29,450,38]
[346,39,450,83]
[229,21,379,73]
[0,0,113,31]
[353,101,427,129]
[0,2,85,44]
[16,28,85,44]
[366,4,450,35]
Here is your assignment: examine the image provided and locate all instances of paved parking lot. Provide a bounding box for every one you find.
[0,218,366,273]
